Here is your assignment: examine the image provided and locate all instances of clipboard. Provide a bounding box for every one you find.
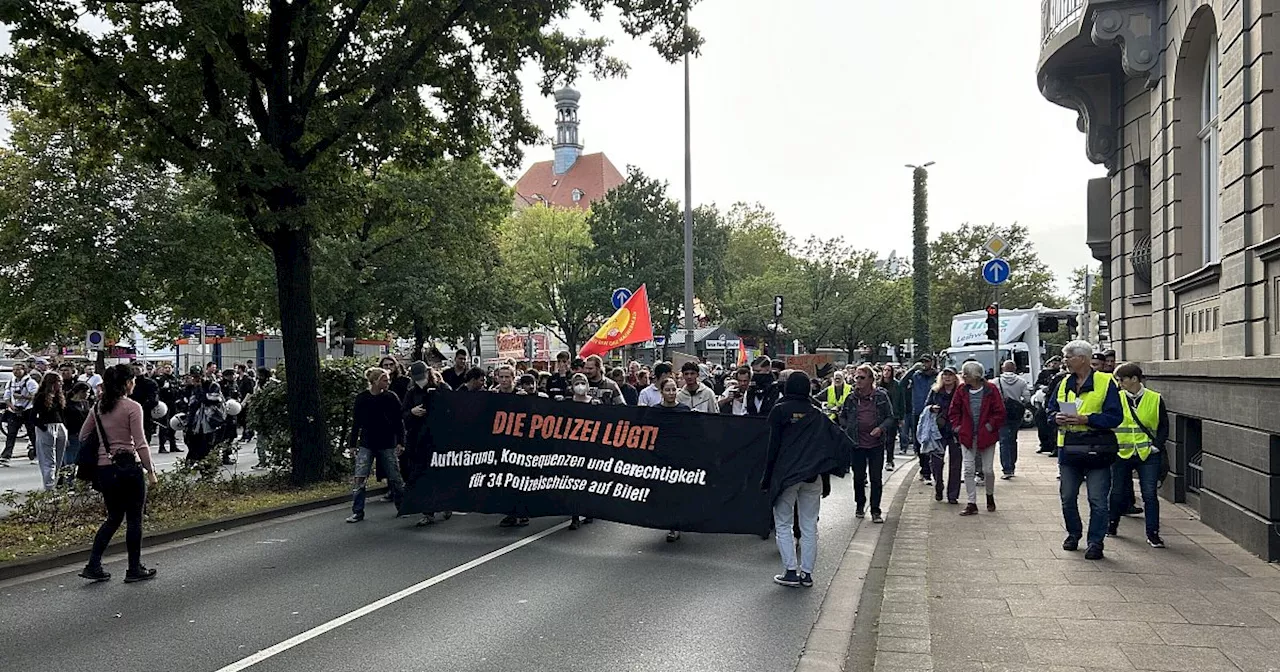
[1058,401,1079,416]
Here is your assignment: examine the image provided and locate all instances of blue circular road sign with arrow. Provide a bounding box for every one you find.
[611,287,633,310]
[982,258,1011,286]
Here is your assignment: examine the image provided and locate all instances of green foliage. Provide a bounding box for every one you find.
[720,203,798,337]
[912,167,931,354]
[247,357,373,481]
[1068,264,1105,309]
[587,167,729,352]
[928,223,1063,350]
[500,205,601,353]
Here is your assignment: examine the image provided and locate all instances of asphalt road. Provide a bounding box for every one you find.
[0,470,872,672]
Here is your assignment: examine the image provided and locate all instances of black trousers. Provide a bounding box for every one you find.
[89,464,147,569]
[2,409,34,459]
[850,447,885,515]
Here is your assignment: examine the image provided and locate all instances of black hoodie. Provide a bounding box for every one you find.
[760,372,851,504]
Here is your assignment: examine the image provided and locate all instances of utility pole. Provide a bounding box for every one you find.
[682,5,696,356]
[907,162,935,356]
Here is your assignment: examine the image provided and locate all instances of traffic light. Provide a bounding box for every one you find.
[774,295,784,319]
[985,303,1000,341]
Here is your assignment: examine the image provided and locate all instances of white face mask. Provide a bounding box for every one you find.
[572,384,588,396]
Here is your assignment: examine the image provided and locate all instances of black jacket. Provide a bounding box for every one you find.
[760,373,850,504]
[837,387,895,450]
[746,376,780,417]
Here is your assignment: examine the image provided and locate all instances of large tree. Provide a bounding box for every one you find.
[1,0,699,483]
[719,203,797,348]
[587,167,727,357]
[928,222,1062,351]
[500,204,602,354]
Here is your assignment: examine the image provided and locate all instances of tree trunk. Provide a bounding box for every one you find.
[412,316,426,362]
[342,310,357,358]
[268,226,329,485]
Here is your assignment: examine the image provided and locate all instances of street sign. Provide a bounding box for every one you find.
[774,295,784,319]
[982,258,1011,286]
[611,287,633,310]
[985,235,1009,258]
[180,323,200,337]
[86,330,105,352]
[653,335,666,346]
[205,324,226,337]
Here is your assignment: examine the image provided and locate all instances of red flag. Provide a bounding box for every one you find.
[578,285,654,359]
[737,339,748,365]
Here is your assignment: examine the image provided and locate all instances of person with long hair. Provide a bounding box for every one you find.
[925,367,963,504]
[78,364,158,583]
[30,372,68,490]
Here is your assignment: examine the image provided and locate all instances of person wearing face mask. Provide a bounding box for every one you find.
[402,361,452,527]
[562,373,598,530]
[746,356,780,417]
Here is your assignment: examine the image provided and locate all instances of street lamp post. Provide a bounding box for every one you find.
[906,161,935,356]
[682,7,696,357]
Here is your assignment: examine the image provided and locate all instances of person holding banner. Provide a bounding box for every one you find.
[651,376,692,543]
[563,373,598,530]
[761,370,847,588]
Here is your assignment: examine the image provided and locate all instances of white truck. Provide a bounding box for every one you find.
[940,305,1078,425]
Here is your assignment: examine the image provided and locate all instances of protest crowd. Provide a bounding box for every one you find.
[1,335,1168,587]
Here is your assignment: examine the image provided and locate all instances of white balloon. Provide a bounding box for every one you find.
[169,413,186,432]
[151,401,168,420]
[224,400,242,417]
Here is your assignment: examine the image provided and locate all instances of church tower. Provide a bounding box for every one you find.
[552,87,583,175]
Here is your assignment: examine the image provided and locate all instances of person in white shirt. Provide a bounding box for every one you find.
[677,361,719,413]
[717,366,753,416]
[637,362,673,407]
[2,362,39,463]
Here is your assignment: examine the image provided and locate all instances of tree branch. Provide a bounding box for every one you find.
[18,2,201,155]
[298,0,374,112]
[300,0,471,166]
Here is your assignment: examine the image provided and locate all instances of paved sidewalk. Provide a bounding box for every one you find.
[870,432,1280,672]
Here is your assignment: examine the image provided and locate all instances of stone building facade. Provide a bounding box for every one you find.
[1038,0,1280,559]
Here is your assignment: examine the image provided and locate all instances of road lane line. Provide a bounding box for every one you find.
[213,520,570,672]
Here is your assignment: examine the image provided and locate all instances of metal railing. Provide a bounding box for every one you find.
[1041,0,1086,47]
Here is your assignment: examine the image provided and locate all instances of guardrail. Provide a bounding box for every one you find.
[1041,0,1086,47]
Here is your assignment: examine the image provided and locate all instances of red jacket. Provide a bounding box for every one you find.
[947,381,1006,450]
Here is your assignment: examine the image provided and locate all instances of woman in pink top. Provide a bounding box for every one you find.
[77,364,158,583]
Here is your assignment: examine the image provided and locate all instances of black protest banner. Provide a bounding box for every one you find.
[400,392,774,535]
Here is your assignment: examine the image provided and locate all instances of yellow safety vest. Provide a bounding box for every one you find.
[1117,389,1162,461]
[826,384,851,420]
[1055,372,1115,447]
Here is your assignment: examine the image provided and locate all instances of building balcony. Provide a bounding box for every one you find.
[1037,0,1162,170]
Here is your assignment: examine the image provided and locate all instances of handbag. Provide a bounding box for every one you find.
[74,403,109,483]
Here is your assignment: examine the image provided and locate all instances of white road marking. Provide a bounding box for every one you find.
[212,521,569,672]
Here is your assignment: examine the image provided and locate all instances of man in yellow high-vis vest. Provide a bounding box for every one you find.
[1047,340,1125,561]
[1107,362,1169,548]
[814,371,851,422]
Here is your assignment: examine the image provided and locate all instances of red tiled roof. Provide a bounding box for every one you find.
[513,152,625,210]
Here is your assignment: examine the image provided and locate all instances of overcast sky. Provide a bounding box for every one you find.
[516,0,1104,294]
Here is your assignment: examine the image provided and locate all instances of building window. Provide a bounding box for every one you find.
[1199,40,1220,265]
[572,188,584,203]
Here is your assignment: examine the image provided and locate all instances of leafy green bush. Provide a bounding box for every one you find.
[247,357,375,482]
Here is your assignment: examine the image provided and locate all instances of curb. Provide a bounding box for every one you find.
[0,486,386,582]
[795,461,916,672]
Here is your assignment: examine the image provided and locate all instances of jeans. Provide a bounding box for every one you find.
[884,428,898,465]
[1060,461,1113,547]
[33,424,68,490]
[962,445,997,503]
[930,440,962,501]
[899,416,914,453]
[1109,454,1162,536]
[64,435,81,468]
[850,447,884,515]
[89,464,147,570]
[352,447,404,515]
[998,424,1018,475]
[773,479,821,574]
